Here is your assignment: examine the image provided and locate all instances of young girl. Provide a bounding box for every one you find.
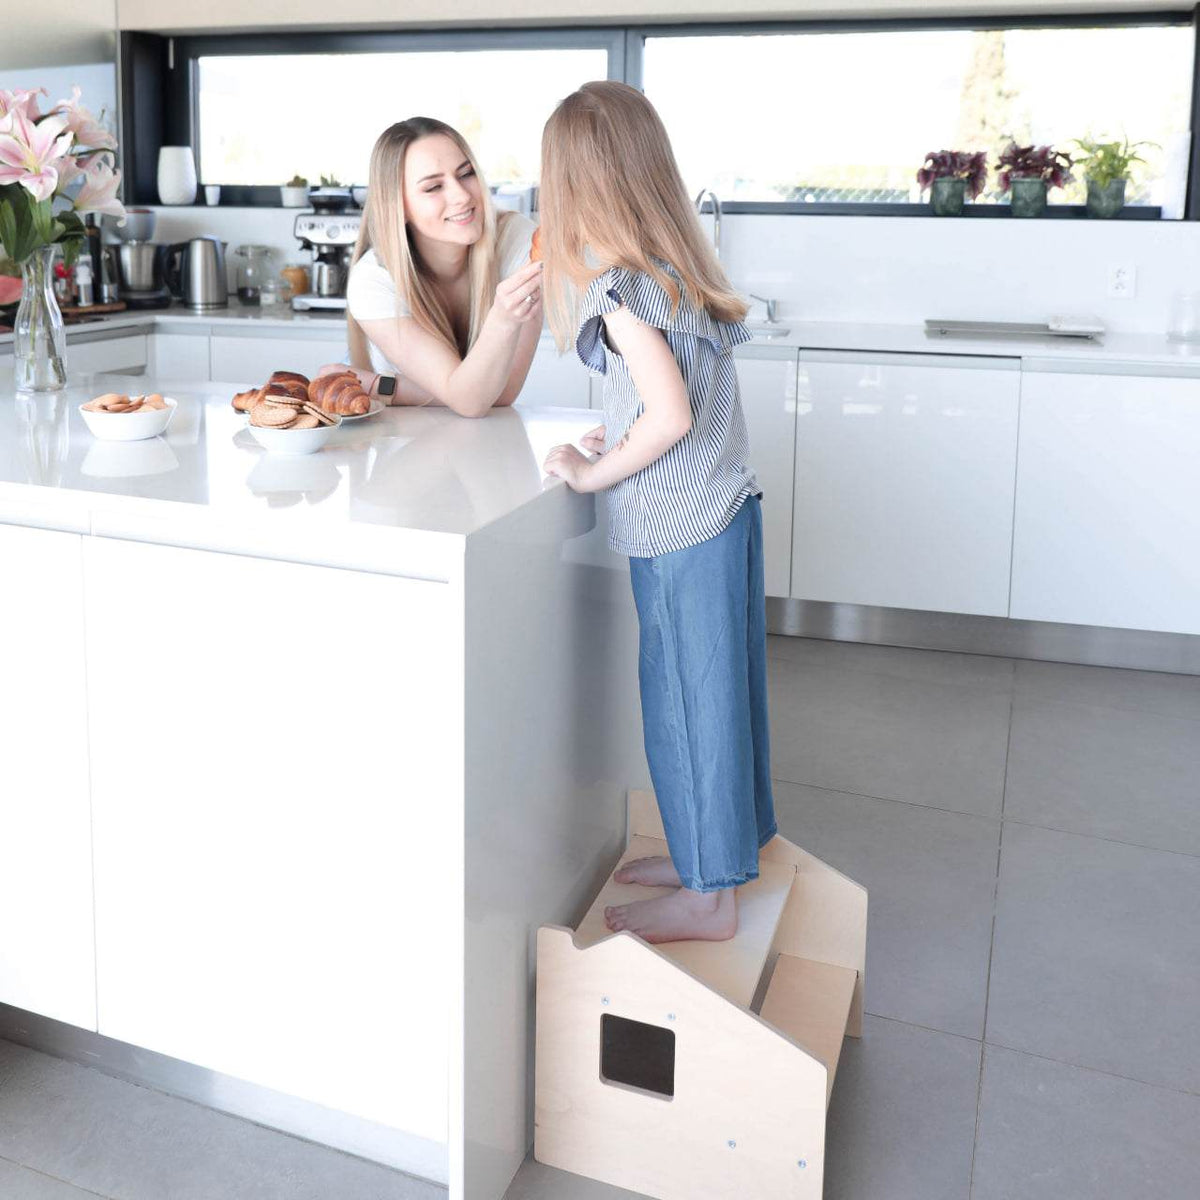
[321,117,544,415]
[541,82,777,944]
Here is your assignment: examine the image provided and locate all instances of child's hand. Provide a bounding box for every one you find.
[580,424,606,455]
[543,443,593,491]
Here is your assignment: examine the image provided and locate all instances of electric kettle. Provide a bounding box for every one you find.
[165,237,228,310]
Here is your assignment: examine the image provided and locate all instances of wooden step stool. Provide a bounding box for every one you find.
[535,790,868,1200]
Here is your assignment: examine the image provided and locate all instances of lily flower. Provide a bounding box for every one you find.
[55,153,86,193]
[0,108,73,202]
[0,88,47,122]
[52,86,117,151]
[72,152,126,221]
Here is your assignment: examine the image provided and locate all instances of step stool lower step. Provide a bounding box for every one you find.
[759,953,859,1105]
[575,835,797,1009]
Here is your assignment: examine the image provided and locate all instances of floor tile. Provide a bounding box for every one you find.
[1015,657,1200,723]
[767,655,1012,817]
[824,1015,980,1200]
[504,1156,650,1199]
[767,635,1015,692]
[0,1041,443,1200]
[774,781,999,1039]
[1005,695,1200,856]
[986,823,1200,1093]
[0,1159,110,1200]
[972,1044,1200,1200]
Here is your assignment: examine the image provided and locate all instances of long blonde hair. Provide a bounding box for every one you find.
[347,117,505,368]
[539,81,748,350]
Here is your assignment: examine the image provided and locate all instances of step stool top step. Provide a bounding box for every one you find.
[575,835,797,1009]
[759,953,859,1105]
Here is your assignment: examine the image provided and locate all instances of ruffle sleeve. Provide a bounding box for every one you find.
[575,263,752,374]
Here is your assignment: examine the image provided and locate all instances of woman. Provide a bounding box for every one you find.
[320,117,544,417]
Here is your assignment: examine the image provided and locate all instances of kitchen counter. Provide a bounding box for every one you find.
[6,301,1200,372]
[0,370,646,1200]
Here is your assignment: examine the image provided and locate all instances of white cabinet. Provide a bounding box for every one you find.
[516,337,592,408]
[210,330,347,385]
[1011,365,1200,635]
[736,346,798,599]
[83,537,455,1140]
[69,332,147,377]
[148,331,211,382]
[793,351,1020,616]
[0,524,96,1031]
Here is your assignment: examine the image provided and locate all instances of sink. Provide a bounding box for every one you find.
[746,322,791,340]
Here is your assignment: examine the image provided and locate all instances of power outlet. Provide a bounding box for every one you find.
[1107,263,1137,299]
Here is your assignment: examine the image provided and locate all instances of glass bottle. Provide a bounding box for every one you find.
[14,246,68,392]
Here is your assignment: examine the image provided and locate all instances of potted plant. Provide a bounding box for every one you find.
[917,150,987,216]
[280,174,309,207]
[1070,136,1156,219]
[0,85,125,390]
[996,142,1073,218]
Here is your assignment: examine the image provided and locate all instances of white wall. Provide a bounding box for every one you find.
[142,202,1200,336]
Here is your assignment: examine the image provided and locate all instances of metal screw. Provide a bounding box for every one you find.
[727,1140,736,1149]
[601,996,610,1005]
[667,1013,676,1022]
[798,1159,807,1169]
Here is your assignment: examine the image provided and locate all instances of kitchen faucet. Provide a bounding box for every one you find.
[693,189,721,259]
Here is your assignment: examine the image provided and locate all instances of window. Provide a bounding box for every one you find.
[197,45,611,189]
[642,21,1195,213]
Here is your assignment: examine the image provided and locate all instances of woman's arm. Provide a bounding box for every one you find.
[544,304,691,492]
[357,261,543,419]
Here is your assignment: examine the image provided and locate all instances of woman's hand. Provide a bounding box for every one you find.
[580,424,606,455]
[543,443,594,492]
[492,261,543,328]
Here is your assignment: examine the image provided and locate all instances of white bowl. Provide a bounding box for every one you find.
[246,415,340,455]
[79,397,177,441]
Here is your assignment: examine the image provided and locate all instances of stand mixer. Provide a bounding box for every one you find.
[290,204,362,312]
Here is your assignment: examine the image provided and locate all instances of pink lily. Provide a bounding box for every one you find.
[0,88,47,122]
[0,108,73,202]
[55,153,85,193]
[72,153,126,221]
[52,86,117,151]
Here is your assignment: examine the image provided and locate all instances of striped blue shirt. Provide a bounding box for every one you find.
[576,261,758,558]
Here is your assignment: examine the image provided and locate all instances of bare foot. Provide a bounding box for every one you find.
[613,855,681,887]
[605,886,737,944]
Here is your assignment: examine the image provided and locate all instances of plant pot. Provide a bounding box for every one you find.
[13,246,67,392]
[930,177,967,217]
[1009,177,1048,218]
[1086,178,1126,219]
[280,186,310,208]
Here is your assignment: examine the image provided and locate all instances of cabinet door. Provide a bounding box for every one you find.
[515,338,592,409]
[84,537,455,1145]
[736,349,797,599]
[148,332,211,381]
[1011,368,1200,634]
[793,352,1019,616]
[210,333,347,385]
[0,524,95,1030]
[69,333,148,377]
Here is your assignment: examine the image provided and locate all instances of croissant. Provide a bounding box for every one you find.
[262,378,309,402]
[310,370,370,415]
[269,370,309,388]
[232,387,259,412]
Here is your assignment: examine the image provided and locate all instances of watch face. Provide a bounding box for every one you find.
[377,374,397,396]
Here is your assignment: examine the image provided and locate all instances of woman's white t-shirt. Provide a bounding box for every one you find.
[345,212,537,375]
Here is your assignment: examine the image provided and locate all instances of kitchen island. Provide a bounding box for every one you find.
[0,373,648,1200]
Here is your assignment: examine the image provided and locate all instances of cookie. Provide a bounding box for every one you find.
[291,413,321,430]
[262,395,306,410]
[251,403,299,428]
[301,403,336,426]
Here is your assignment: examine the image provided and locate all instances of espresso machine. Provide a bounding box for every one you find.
[290,204,362,312]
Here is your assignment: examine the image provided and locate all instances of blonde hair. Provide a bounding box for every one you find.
[539,81,748,350]
[347,117,507,368]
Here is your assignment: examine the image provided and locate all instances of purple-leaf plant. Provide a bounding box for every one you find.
[916,150,988,200]
[996,142,1074,193]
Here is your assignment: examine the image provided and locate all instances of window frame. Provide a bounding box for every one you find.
[122,7,1199,219]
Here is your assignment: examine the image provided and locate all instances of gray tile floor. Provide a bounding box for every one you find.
[3,635,1198,1199]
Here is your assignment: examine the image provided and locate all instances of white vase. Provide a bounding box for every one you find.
[157,147,197,206]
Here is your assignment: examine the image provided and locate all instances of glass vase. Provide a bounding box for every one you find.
[1086,178,1126,219]
[14,246,67,392]
[1009,177,1048,218]
[930,177,967,216]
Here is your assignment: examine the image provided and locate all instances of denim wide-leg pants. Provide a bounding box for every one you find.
[628,496,778,893]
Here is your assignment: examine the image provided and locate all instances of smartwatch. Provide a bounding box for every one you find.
[375,374,397,399]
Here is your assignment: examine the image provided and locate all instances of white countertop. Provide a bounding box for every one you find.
[0,372,598,581]
[4,300,1198,370]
